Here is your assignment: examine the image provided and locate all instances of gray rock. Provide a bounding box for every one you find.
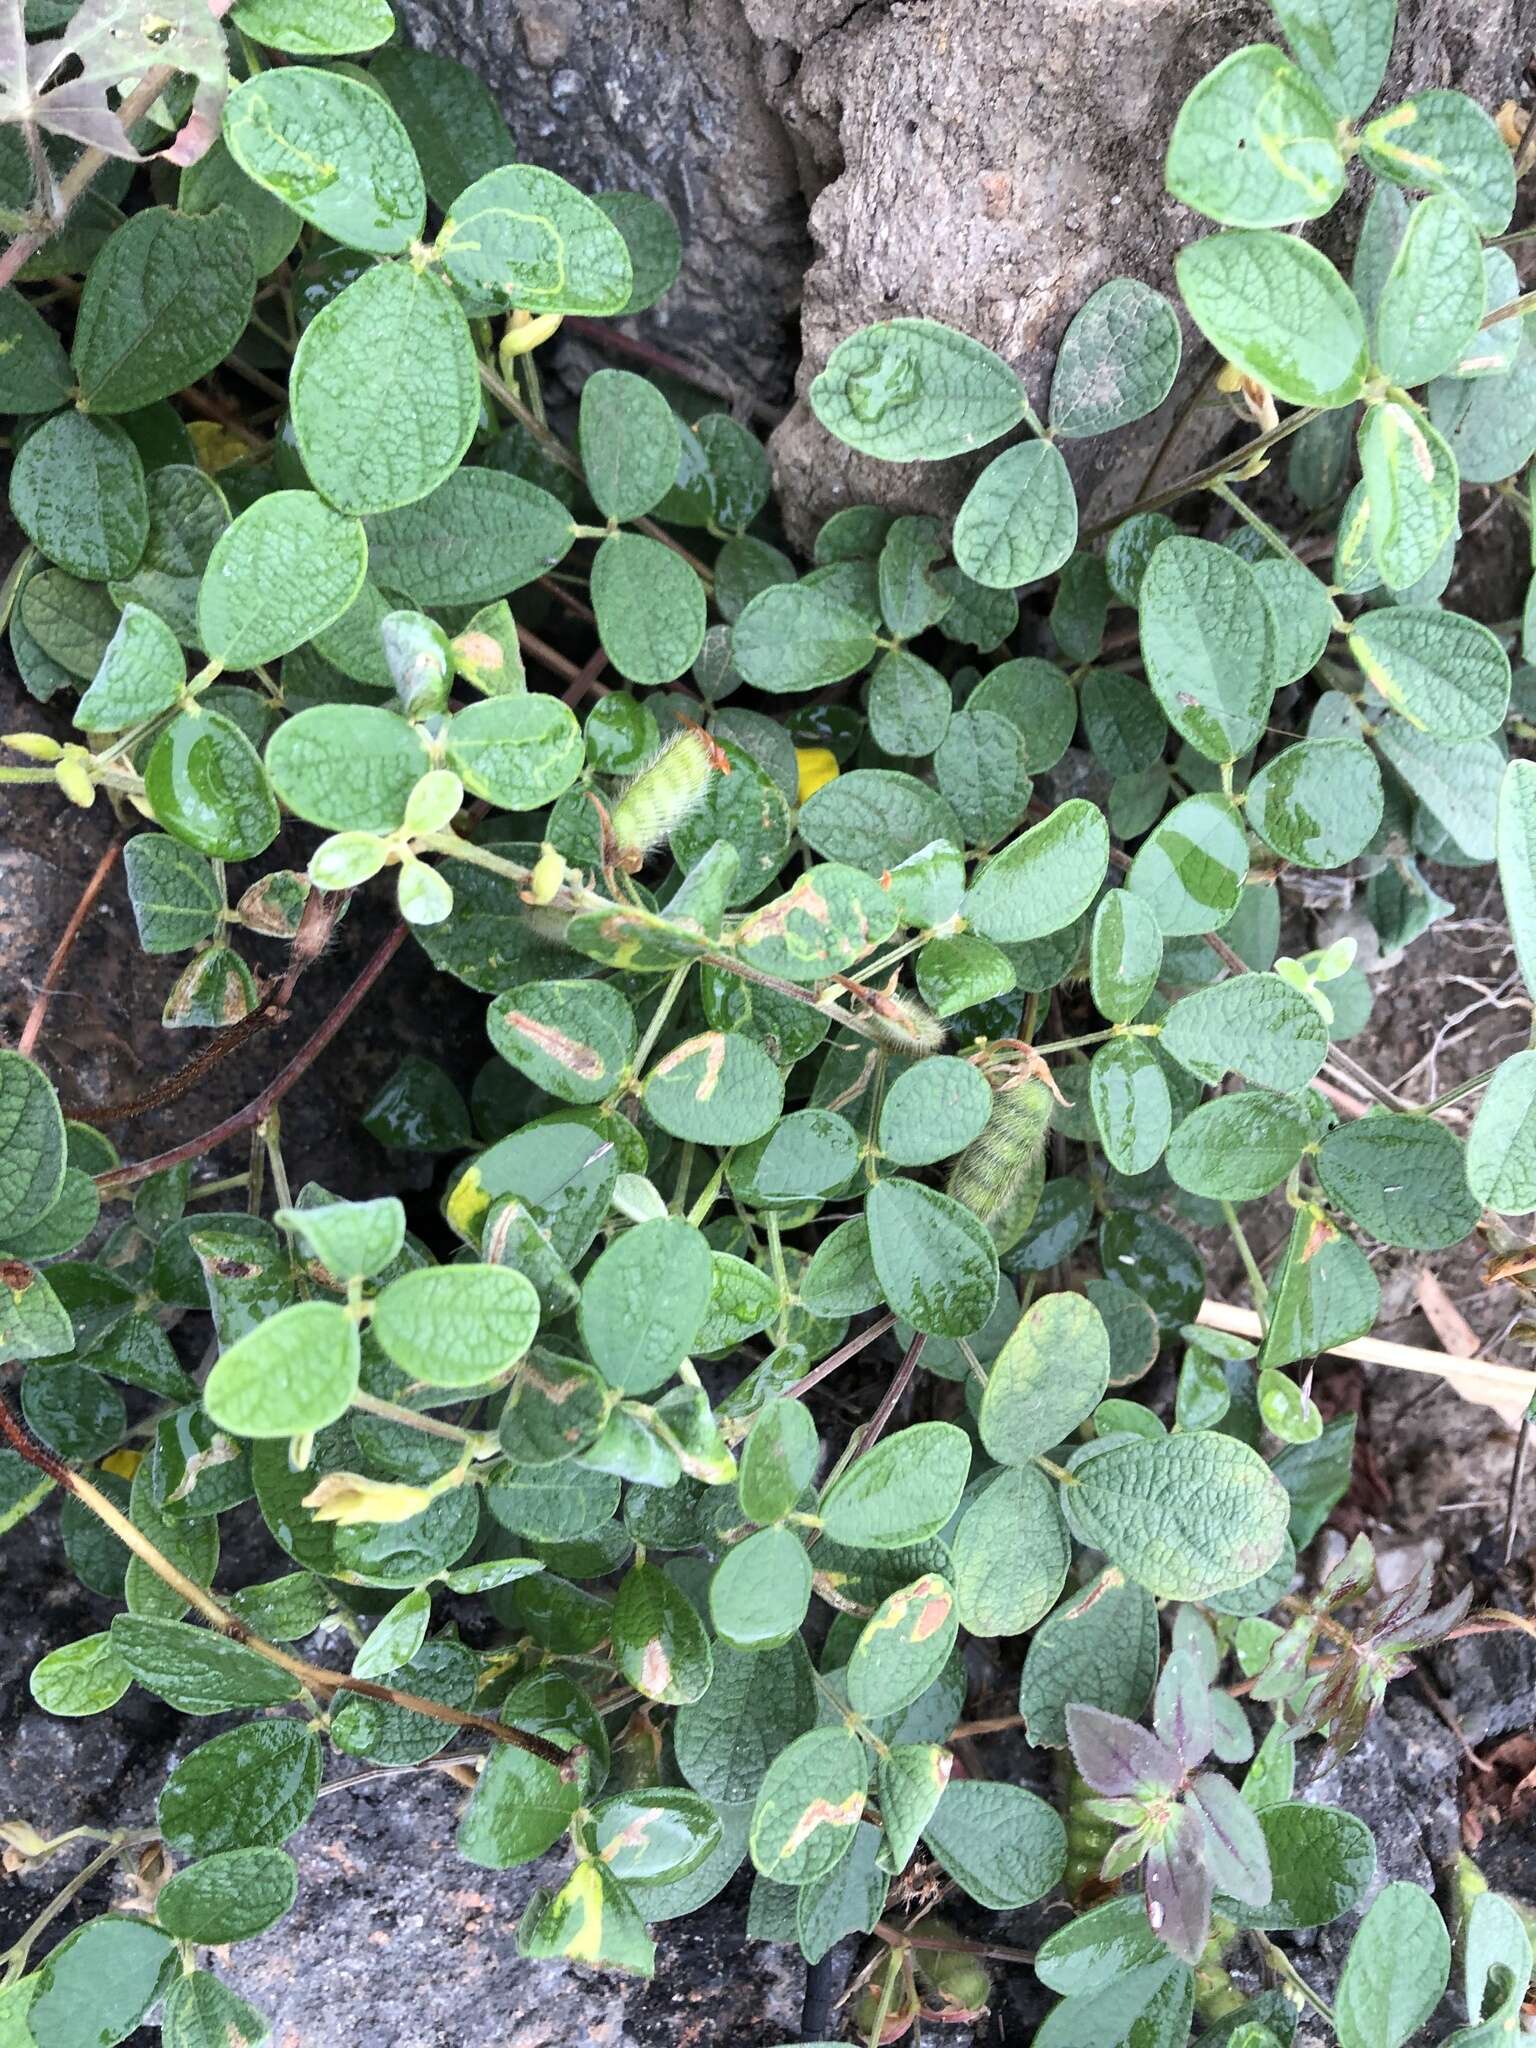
[392,0,811,406]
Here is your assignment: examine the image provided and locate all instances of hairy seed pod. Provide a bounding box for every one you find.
[945,1074,1051,1254]
[1060,1756,1120,1905]
[608,727,725,871]
[853,987,946,1056]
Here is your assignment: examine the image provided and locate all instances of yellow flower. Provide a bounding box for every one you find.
[188,419,249,475]
[795,746,839,805]
[99,1448,143,1481]
[301,1472,434,1526]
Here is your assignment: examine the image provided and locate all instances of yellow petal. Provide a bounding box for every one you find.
[795,746,839,805]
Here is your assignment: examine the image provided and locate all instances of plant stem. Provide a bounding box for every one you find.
[785,1313,899,1399]
[0,1392,570,1769]
[349,1390,494,1451]
[1221,1201,1270,1320]
[1080,406,1321,542]
[94,924,409,1194]
[1209,478,1302,564]
[630,962,693,1079]
[0,1833,155,1982]
[16,836,124,1058]
[851,1332,926,1461]
[1251,1930,1335,2025]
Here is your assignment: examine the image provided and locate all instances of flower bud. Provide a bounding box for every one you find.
[499,309,564,369]
[2,731,63,761]
[54,755,96,808]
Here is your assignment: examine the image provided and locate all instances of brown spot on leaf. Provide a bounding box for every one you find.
[499,1010,605,1081]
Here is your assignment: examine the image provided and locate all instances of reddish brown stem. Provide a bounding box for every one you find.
[95,923,408,1194]
[517,625,583,685]
[16,836,124,1059]
[562,318,786,427]
[786,1313,897,1400]
[562,643,612,709]
[852,1331,927,1461]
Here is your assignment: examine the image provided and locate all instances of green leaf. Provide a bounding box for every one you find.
[10,410,147,580]
[1375,717,1502,861]
[613,1560,713,1703]
[1166,1092,1313,1201]
[867,648,952,757]
[160,1972,270,2048]
[109,1614,300,1713]
[578,368,679,524]
[1247,738,1384,867]
[922,1779,1066,1908]
[591,532,707,685]
[952,1466,1070,1635]
[231,0,394,54]
[917,932,1017,1017]
[73,205,256,414]
[877,1058,994,1168]
[29,1632,132,1717]
[488,980,635,1105]
[457,1734,583,1869]
[809,318,1025,461]
[199,489,367,667]
[676,1637,817,1803]
[520,1857,655,1975]
[846,1572,958,1715]
[731,1109,858,1208]
[733,865,898,983]
[1361,90,1515,235]
[1358,400,1460,590]
[1350,607,1509,742]
[158,1721,322,1855]
[365,467,573,605]
[643,1029,784,1145]
[1269,0,1395,117]
[1091,892,1164,1023]
[969,656,1078,771]
[1140,537,1274,762]
[141,708,279,863]
[877,515,953,636]
[1498,759,1536,1001]
[373,1263,540,1387]
[749,1726,869,1885]
[1067,1430,1291,1598]
[594,191,683,315]
[710,1523,811,1650]
[963,798,1108,944]
[204,1299,361,1436]
[26,1918,177,2048]
[0,1051,67,1241]
[1374,193,1486,388]
[817,1420,971,1549]
[1049,278,1182,437]
[1166,44,1345,227]
[1018,1568,1160,1746]
[290,262,479,517]
[370,45,517,212]
[1126,792,1251,937]
[223,68,425,254]
[444,693,583,810]
[0,287,73,411]
[278,1196,405,1282]
[1318,1111,1480,1249]
[1223,1800,1375,1928]
[590,1787,722,1886]
[1160,973,1329,1092]
[1036,1896,1168,1995]
[1252,552,1334,687]
[19,568,120,682]
[75,601,183,732]
[265,703,429,835]
[980,1291,1111,1464]
[578,1215,713,1395]
[1175,230,1368,408]
[866,1179,999,1339]
[739,1398,820,1526]
[180,137,301,278]
[731,581,879,694]
[109,464,228,648]
[1090,1037,1173,1175]
[1334,1880,1450,2048]
[952,440,1078,590]
[1259,1208,1380,1371]
[799,771,962,878]
[438,163,633,314]
[1467,1045,1536,1207]
[1464,1890,1535,2028]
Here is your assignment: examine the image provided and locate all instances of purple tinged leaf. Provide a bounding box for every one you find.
[1143,1801,1213,1964]
[1318,1531,1376,1610]
[1250,1615,1317,1703]
[1066,1703,1181,1798]
[1153,1648,1215,1769]
[1191,1771,1272,1907]
[1390,1579,1474,1654]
